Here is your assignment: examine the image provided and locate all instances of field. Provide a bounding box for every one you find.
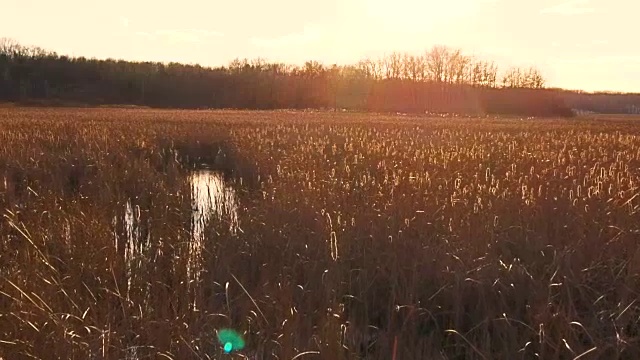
[1,108,640,359]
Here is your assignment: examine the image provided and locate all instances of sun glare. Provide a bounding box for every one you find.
[362,0,483,33]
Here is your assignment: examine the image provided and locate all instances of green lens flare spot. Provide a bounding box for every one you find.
[218,328,245,354]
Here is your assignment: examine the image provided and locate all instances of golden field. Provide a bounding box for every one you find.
[1,108,639,359]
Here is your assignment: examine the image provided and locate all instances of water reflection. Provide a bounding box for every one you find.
[190,170,239,239]
[120,170,240,298]
[187,170,239,285]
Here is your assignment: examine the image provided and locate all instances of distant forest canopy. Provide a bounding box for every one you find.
[0,37,638,116]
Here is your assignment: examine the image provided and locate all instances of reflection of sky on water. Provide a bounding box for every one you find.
[120,170,239,297]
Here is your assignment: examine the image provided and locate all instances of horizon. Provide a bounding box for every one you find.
[2,0,638,93]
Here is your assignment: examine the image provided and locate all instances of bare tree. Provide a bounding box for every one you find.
[228,58,248,74]
[443,48,459,83]
[501,66,545,88]
[470,61,498,88]
[469,60,483,87]
[0,38,26,58]
[452,52,471,84]
[402,53,423,82]
[356,58,383,80]
[525,67,545,88]
[250,58,267,72]
[502,67,523,88]
[388,52,402,80]
[357,59,382,79]
[369,59,382,80]
[485,62,498,88]
[378,56,391,79]
[426,45,449,82]
[303,61,325,78]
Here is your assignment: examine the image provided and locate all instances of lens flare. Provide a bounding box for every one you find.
[217,328,245,354]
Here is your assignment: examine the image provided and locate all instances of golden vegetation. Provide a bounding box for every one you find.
[1,108,640,359]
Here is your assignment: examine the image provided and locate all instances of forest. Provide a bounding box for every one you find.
[1,37,638,116]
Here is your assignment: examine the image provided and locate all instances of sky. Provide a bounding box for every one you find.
[1,0,638,92]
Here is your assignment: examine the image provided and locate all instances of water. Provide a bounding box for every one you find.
[190,170,239,240]
[120,170,239,298]
[121,200,145,299]
[187,170,239,285]
[112,170,240,358]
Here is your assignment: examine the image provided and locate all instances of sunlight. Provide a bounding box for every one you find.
[362,0,488,32]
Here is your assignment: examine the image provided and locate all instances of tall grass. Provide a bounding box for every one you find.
[1,108,640,359]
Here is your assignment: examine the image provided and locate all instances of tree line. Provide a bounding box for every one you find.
[1,37,630,116]
[559,90,640,115]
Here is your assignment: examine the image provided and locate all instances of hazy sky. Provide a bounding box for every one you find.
[2,0,638,92]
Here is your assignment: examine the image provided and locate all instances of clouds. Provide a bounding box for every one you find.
[554,55,640,65]
[362,0,498,33]
[249,25,322,49]
[115,15,224,44]
[134,29,224,43]
[552,38,608,49]
[118,16,130,28]
[540,0,595,15]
